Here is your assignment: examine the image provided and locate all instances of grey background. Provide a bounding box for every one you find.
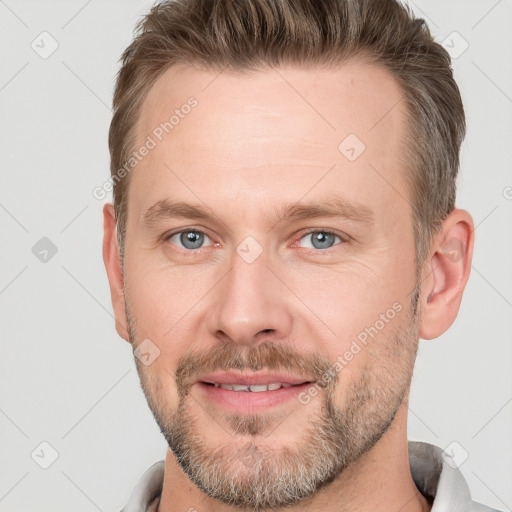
[0,0,511,511]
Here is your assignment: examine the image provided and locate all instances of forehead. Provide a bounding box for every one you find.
[130,60,409,225]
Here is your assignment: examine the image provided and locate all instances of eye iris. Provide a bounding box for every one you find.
[181,231,204,249]
[311,232,335,249]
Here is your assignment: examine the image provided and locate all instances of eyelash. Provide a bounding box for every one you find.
[163,228,345,253]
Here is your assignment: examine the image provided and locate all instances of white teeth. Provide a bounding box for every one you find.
[232,384,250,391]
[213,382,301,392]
[249,385,269,392]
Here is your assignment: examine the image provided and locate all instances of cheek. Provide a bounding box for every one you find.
[137,358,181,413]
[284,256,409,336]
[124,264,211,405]
[124,253,215,340]
[282,254,413,387]
[326,305,414,406]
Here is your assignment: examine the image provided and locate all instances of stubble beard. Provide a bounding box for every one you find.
[128,287,421,511]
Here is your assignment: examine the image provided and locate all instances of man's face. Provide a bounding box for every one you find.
[122,61,421,508]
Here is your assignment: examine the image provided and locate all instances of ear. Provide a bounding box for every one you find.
[419,208,475,340]
[102,203,130,343]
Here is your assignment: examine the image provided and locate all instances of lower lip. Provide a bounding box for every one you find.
[196,382,313,412]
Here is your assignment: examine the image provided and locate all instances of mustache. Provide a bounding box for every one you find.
[175,341,337,396]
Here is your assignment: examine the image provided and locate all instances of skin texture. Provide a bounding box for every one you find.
[103,61,474,512]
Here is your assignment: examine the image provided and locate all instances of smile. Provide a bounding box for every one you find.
[204,382,308,392]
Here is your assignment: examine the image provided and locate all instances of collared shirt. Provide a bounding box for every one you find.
[119,441,501,512]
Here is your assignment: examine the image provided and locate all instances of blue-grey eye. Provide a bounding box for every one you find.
[169,230,210,250]
[299,231,341,250]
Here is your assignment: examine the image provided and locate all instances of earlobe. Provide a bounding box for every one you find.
[102,203,130,342]
[419,209,474,340]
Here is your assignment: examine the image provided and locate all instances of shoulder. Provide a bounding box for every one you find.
[118,460,165,512]
[408,441,505,512]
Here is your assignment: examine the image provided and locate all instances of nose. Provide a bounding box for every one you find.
[206,246,293,347]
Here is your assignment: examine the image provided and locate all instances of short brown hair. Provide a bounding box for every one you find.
[109,0,465,267]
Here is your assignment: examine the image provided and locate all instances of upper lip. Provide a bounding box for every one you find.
[196,371,315,386]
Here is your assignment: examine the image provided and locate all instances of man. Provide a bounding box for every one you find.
[102,0,500,511]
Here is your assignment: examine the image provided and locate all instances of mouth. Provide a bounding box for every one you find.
[201,382,312,392]
[194,371,317,412]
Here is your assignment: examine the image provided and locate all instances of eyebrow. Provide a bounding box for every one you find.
[141,197,374,228]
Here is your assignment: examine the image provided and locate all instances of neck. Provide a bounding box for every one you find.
[158,401,432,512]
